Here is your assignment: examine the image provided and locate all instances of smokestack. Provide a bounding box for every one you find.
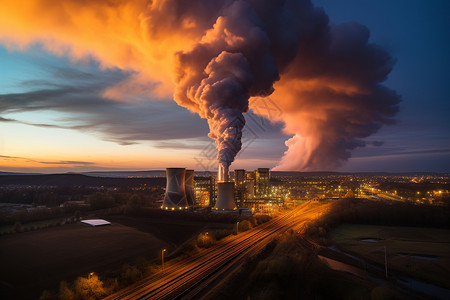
[185,169,195,206]
[214,182,236,210]
[218,164,229,182]
[163,168,188,209]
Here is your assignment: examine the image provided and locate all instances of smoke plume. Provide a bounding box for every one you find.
[0,0,400,171]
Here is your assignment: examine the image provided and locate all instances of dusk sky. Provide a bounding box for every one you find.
[0,0,449,173]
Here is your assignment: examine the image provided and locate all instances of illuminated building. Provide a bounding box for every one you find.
[185,169,195,206]
[234,169,247,206]
[194,175,215,207]
[235,169,246,186]
[255,168,270,198]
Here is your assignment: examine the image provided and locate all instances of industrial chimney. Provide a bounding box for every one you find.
[163,168,188,209]
[185,169,195,206]
[215,164,236,210]
[218,164,229,182]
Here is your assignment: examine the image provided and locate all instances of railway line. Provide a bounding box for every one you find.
[105,201,330,300]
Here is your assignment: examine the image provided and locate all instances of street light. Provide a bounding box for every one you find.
[89,272,94,279]
[162,249,166,270]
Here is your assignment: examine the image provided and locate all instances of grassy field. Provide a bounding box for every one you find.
[0,215,220,299]
[331,224,450,289]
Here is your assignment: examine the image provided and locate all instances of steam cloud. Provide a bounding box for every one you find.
[0,0,400,171]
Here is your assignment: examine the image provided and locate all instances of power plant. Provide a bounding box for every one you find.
[162,168,189,209]
[162,166,281,213]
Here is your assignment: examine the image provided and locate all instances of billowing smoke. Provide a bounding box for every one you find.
[0,0,400,171]
[174,1,279,170]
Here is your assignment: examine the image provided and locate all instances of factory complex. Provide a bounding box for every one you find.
[162,167,285,214]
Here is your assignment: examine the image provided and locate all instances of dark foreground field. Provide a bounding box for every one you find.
[331,224,450,289]
[0,216,217,299]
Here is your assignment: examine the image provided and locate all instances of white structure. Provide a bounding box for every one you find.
[81,219,111,227]
[163,168,188,209]
[214,182,236,210]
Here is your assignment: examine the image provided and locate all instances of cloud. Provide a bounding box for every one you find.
[0,155,93,166]
[154,141,207,150]
[0,65,208,144]
[371,141,385,147]
[39,160,94,165]
[0,0,400,171]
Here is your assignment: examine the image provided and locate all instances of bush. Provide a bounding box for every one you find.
[73,274,106,299]
[120,264,143,286]
[197,233,215,248]
[58,281,74,300]
[210,228,233,241]
[238,220,252,232]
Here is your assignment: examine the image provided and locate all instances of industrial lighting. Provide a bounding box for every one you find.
[162,249,166,270]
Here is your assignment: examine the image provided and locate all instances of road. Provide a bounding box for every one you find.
[104,201,330,300]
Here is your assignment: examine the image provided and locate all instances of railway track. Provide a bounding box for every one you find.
[104,202,329,300]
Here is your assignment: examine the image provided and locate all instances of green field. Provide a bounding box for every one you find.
[331,224,450,289]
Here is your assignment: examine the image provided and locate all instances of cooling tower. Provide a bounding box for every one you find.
[218,164,229,182]
[163,168,188,209]
[185,169,195,206]
[214,182,236,210]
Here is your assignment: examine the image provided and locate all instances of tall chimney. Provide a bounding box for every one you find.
[218,164,229,182]
[163,168,188,209]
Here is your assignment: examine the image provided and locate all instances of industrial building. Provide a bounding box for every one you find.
[255,168,271,198]
[162,166,283,213]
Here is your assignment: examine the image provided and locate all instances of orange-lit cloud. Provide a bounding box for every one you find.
[0,0,400,171]
[0,0,211,99]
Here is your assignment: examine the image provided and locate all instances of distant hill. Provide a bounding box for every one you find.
[0,174,165,188]
[80,170,166,178]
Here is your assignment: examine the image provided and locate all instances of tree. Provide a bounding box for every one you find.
[197,233,214,248]
[127,194,143,208]
[88,193,115,210]
[58,281,74,300]
[74,274,106,299]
